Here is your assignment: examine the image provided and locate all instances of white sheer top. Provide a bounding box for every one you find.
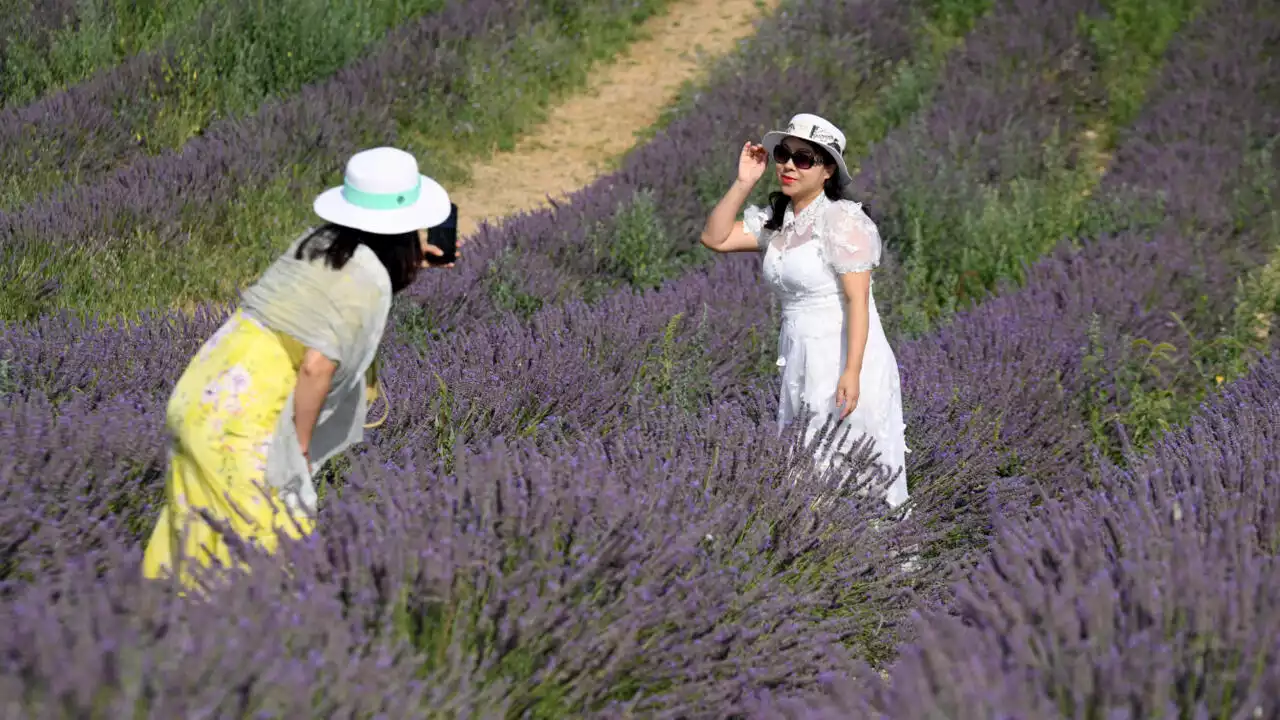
[742,193,882,311]
[744,193,880,267]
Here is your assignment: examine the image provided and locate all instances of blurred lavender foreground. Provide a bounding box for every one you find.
[751,0,1280,714]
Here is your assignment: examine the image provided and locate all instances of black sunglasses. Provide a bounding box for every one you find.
[773,144,825,170]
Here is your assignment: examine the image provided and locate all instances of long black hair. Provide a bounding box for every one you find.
[294,223,423,293]
[763,140,844,232]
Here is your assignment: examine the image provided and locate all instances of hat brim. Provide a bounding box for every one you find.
[762,130,853,186]
[313,174,452,235]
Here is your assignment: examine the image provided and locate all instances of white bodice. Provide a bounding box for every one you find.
[744,193,883,322]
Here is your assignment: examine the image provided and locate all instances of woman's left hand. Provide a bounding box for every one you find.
[836,370,860,419]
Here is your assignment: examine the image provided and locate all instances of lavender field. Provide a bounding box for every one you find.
[1,0,1278,716]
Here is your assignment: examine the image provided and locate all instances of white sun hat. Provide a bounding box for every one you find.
[313,147,452,235]
[762,113,856,198]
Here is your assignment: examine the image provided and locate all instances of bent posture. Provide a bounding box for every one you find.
[144,146,460,586]
[700,113,909,508]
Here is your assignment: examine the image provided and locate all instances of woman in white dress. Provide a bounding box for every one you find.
[699,113,909,510]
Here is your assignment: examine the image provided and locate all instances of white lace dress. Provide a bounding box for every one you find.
[743,193,910,509]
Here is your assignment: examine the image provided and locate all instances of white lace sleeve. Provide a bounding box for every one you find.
[821,200,882,273]
[742,204,771,251]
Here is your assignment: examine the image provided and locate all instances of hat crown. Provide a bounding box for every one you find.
[784,113,846,155]
[344,147,420,193]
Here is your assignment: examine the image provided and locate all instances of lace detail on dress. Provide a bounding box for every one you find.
[744,194,882,273]
[820,199,882,274]
[742,205,771,251]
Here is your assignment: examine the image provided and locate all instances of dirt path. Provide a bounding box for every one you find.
[453,0,779,237]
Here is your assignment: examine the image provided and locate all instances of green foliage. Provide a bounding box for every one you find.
[1080,315,1183,459]
[1,173,312,321]
[0,355,15,394]
[741,309,784,383]
[1081,143,1280,464]
[492,188,709,315]
[2,0,451,209]
[1228,144,1280,351]
[584,189,693,292]
[3,1,671,322]
[887,148,1157,336]
[922,0,994,37]
[485,248,546,321]
[0,0,452,117]
[632,307,715,415]
[882,0,1203,337]
[388,297,446,354]
[829,0,993,172]
[139,0,451,151]
[1081,0,1203,131]
[1,0,207,107]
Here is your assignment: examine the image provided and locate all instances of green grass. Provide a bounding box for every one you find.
[0,0,453,211]
[0,0,673,322]
[880,0,1204,338]
[1,0,210,108]
[1082,140,1280,462]
[0,0,452,116]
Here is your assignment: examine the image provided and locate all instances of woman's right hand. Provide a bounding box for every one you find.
[738,141,768,185]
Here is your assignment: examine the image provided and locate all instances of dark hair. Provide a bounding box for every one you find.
[763,140,844,231]
[294,223,423,293]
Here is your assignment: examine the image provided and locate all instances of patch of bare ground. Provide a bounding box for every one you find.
[453,0,779,237]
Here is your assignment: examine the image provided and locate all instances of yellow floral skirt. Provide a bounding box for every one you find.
[142,310,313,587]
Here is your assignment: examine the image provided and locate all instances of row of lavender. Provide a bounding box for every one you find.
[0,0,521,240]
[762,354,1280,717]
[0,0,80,96]
[0,0,1198,587]
[1,0,1272,714]
[0,0,1126,571]
[0,0,671,319]
[763,0,1280,712]
[0,0,1200,591]
[0,0,450,209]
[0,388,885,715]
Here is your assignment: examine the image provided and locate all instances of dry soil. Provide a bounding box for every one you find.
[452,0,779,237]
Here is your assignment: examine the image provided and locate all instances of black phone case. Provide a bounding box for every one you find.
[427,203,459,264]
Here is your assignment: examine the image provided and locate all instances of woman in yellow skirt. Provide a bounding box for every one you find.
[143,147,460,588]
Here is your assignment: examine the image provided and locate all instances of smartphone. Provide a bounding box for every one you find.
[426,203,459,266]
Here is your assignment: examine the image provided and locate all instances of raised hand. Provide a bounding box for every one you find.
[737,141,768,185]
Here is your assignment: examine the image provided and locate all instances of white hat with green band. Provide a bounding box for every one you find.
[313,146,452,235]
